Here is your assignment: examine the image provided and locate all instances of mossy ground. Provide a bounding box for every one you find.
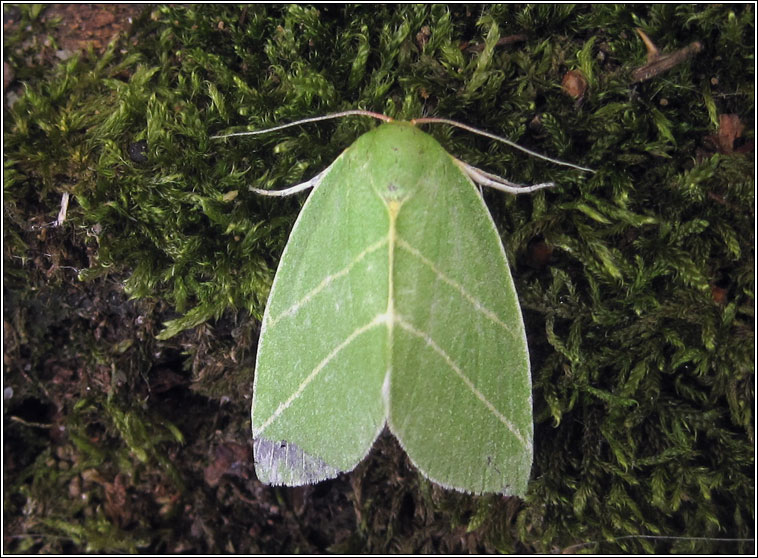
[3,4,754,553]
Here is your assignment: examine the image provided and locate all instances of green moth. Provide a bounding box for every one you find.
[214,111,591,495]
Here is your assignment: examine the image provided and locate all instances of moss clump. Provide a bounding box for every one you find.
[4,4,753,553]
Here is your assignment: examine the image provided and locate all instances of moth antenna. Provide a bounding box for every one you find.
[211,110,392,139]
[412,117,595,173]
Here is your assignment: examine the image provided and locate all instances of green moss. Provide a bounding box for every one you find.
[4,3,753,553]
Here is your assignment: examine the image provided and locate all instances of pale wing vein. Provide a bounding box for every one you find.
[267,237,389,328]
[396,237,517,340]
[395,315,530,450]
[255,313,389,437]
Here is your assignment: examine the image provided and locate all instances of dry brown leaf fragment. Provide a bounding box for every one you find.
[711,285,728,305]
[704,113,745,154]
[562,70,588,99]
[716,113,744,154]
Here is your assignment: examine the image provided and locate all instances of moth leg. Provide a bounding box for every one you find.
[456,159,554,195]
[250,167,330,197]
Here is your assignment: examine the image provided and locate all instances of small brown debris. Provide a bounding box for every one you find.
[416,25,431,50]
[68,475,82,499]
[461,33,528,52]
[104,474,131,527]
[91,10,115,29]
[526,238,553,269]
[711,285,728,305]
[4,61,14,90]
[631,28,702,83]
[705,113,745,154]
[637,27,660,63]
[562,70,588,99]
[699,113,752,164]
[528,114,544,134]
[204,442,250,487]
[149,367,187,393]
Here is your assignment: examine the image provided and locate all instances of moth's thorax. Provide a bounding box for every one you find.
[346,121,454,204]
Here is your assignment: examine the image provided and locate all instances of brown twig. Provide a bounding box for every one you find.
[631,28,702,83]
